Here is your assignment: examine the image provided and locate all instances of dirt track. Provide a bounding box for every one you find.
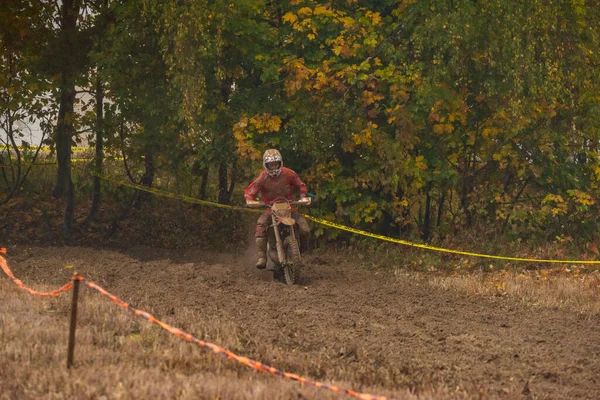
[3,244,600,399]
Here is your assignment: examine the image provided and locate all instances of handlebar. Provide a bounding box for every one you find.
[246,201,267,209]
[245,198,314,208]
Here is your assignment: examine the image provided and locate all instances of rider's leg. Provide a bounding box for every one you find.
[293,212,310,252]
[255,212,270,269]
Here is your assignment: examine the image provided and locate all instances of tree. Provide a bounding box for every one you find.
[0,0,53,204]
[93,0,184,208]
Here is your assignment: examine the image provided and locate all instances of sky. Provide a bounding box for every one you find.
[3,89,93,148]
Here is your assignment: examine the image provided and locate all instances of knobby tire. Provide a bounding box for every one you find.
[283,235,301,285]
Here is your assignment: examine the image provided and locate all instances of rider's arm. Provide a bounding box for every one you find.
[287,169,308,198]
[244,172,266,202]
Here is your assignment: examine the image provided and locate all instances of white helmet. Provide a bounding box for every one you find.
[263,149,283,177]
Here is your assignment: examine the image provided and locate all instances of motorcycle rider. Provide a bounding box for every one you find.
[245,149,311,269]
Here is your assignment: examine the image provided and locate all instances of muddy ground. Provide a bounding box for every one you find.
[2,242,599,400]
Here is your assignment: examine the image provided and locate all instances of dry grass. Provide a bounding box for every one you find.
[0,279,482,400]
[3,243,597,399]
[418,268,600,316]
[322,242,600,317]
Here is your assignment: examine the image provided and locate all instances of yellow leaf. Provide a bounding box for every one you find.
[314,5,332,16]
[340,16,355,28]
[467,130,476,144]
[282,12,298,24]
[366,11,382,25]
[361,90,384,106]
[482,127,499,137]
[298,7,313,16]
[64,265,74,269]
[433,124,453,134]
[415,155,427,170]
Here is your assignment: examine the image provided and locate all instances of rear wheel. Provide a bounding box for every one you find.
[283,236,301,285]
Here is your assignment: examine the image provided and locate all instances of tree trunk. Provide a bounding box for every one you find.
[0,154,8,189]
[199,166,209,200]
[6,109,21,188]
[52,77,75,199]
[422,185,432,242]
[1,113,20,203]
[378,209,395,237]
[89,77,104,220]
[53,0,81,232]
[53,0,80,198]
[217,159,236,205]
[133,150,154,208]
[228,159,237,199]
[460,170,474,226]
[436,190,446,228]
[215,73,237,205]
[63,173,74,232]
[54,73,76,231]
[3,54,22,191]
[141,151,155,187]
[218,162,231,204]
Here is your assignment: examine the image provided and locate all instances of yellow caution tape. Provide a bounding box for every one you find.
[6,162,595,265]
[304,216,600,265]
[88,171,260,213]
[0,162,54,167]
[86,171,600,265]
[0,159,90,167]
[0,145,91,152]
[0,158,124,168]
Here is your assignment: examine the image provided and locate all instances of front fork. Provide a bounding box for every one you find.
[271,214,286,265]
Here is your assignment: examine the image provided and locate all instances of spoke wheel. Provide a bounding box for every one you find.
[283,236,301,285]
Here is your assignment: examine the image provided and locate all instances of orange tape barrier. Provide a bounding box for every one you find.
[83,279,390,400]
[0,251,391,400]
[0,252,73,296]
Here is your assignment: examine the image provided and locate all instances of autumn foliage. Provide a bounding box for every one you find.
[2,0,600,246]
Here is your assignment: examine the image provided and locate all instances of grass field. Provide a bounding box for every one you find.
[1,243,599,400]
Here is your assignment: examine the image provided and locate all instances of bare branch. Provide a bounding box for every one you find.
[53,0,62,28]
[118,118,139,184]
[75,89,96,96]
[74,128,93,135]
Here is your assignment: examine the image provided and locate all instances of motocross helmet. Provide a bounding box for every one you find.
[263,149,283,177]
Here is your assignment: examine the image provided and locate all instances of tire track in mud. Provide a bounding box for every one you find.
[4,245,600,399]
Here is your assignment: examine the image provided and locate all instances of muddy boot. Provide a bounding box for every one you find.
[255,237,267,269]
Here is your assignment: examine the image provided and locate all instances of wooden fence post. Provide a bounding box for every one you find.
[67,274,81,369]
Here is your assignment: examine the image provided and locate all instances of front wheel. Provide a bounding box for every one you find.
[283,235,302,285]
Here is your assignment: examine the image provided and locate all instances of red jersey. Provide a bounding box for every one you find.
[244,167,308,205]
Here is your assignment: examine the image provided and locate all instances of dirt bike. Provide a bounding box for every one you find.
[248,197,310,285]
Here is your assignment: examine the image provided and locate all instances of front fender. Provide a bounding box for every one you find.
[279,216,296,226]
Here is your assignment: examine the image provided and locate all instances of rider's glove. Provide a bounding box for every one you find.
[246,199,262,208]
[298,196,312,206]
